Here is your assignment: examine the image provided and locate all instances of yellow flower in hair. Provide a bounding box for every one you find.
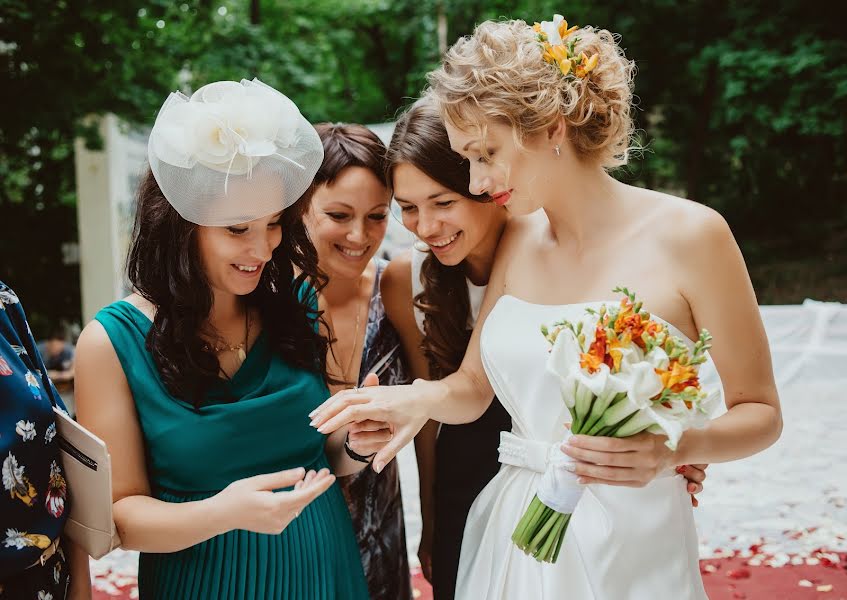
[558,19,579,39]
[575,52,600,78]
[549,45,570,64]
[535,14,599,80]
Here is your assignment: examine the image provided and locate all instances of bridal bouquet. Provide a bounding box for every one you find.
[510,287,720,563]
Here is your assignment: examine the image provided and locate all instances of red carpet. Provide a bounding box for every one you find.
[93,555,846,599]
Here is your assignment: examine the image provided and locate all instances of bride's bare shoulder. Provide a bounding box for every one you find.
[634,187,734,250]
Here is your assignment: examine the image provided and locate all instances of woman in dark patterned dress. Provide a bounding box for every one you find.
[302,123,412,600]
[0,281,91,599]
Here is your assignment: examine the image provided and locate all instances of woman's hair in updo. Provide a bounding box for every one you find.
[427,19,636,169]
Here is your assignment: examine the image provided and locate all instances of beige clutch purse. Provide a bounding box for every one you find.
[53,406,121,559]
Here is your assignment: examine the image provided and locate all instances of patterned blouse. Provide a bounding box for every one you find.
[338,258,413,600]
[0,282,69,577]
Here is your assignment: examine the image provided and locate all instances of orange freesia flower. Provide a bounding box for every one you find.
[643,320,664,338]
[580,351,605,373]
[558,20,579,39]
[558,57,573,76]
[550,45,570,61]
[656,361,699,392]
[608,331,632,371]
[575,52,599,78]
[580,326,612,373]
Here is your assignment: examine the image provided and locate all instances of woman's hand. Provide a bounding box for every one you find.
[210,467,335,535]
[346,419,394,458]
[677,463,709,507]
[343,373,394,459]
[560,432,675,487]
[310,380,432,473]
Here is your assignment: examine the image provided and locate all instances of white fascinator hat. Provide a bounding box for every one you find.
[147,78,323,226]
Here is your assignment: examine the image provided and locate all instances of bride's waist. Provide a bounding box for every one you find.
[497,431,676,479]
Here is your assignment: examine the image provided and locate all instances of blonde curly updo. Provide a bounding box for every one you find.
[427,19,636,169]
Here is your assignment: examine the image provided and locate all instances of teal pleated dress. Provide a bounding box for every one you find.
[95,301,369,600]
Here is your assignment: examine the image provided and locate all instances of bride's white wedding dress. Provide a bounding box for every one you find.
[456,296,721,599]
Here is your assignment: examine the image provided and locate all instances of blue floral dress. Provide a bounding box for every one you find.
[0,281,71,598]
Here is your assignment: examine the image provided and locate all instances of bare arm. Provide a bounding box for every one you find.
[75,320,334,553]
[564,208,782,486]
[381,253,438,578]
[66,539,92,600]
[674,208,782,465]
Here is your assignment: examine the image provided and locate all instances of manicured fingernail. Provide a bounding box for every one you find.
[563,463,575,472]
[675,466,686,474]
[308,409,318,418]
[374,461,384,473]
[317,425,327,433]
[577,477,587,484]
[309,419,318,427]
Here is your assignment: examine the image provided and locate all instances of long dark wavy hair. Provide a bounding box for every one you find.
[126,169,330,408]
[386,97,491,378]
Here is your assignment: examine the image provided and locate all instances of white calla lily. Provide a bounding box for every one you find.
[617,361,664,409]
[546,326,582,380]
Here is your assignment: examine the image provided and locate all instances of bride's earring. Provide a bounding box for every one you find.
[554,145,561,157]
[413,239,429,252]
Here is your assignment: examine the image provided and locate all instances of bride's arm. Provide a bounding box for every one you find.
[671,208,782,465]
[309,220,521,469]
[564,207,782,486]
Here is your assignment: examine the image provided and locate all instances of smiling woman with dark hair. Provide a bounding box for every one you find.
[72,80,382,600]
[302,122,413,600]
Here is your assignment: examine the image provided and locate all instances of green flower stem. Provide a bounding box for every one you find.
[536,512,567,561]
[582,392,619,435]
[614,410,655,438]
[528,507,562,551]
[581,390,618,433]
[551,514,571,563]
[512,495,544,547]
[602,411,639,437]
[600,393,638,427]
[574,383,593,425]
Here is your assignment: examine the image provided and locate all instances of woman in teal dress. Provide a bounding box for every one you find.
[73,79,380,599]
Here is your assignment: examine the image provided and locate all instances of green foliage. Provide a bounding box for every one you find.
[1,0,844,331]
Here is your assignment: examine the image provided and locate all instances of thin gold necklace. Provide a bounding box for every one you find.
[324,275,367,386]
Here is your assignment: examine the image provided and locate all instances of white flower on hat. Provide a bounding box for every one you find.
[150,79,300,177]
[147,77,324,226]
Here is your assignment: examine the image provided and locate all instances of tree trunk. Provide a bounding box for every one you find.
[437,1,447,56]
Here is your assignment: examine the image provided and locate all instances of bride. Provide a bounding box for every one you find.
[311,15,782,599]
